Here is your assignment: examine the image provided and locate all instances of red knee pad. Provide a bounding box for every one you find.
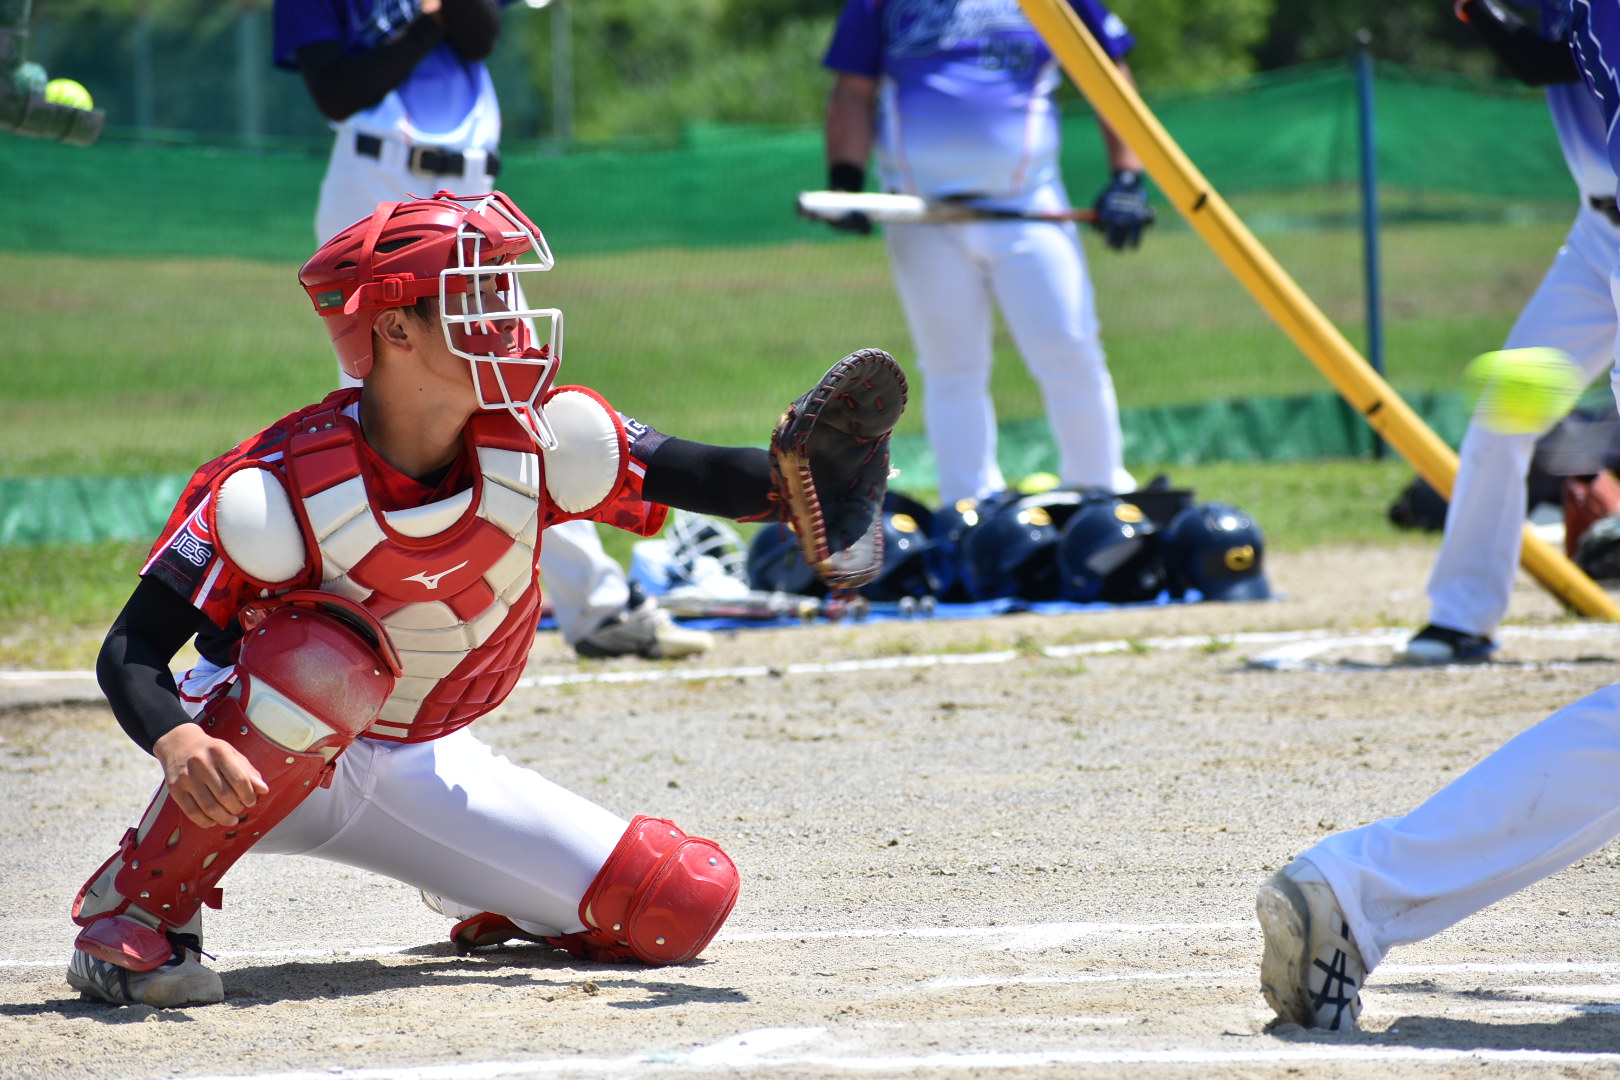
[553,815,739,966]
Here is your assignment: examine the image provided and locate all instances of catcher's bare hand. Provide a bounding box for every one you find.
[154,723,270,829]
[770,348,908,589]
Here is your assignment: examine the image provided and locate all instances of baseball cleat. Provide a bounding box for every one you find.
[67,942,222,1008]
[1257,859,1364,1031]
[448,911,548,954]
[575,585,713,660]
[1397,624,1496,665]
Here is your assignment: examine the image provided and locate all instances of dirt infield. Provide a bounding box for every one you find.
[7,540,1620,1080]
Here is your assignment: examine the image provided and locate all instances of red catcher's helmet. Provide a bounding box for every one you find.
[298,191,564,449]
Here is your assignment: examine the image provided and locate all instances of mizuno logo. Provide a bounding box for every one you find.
[404,561,469,590]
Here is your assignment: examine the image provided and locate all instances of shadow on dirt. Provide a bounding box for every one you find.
[1269,980,1620,1053]
[7,950,749,1022]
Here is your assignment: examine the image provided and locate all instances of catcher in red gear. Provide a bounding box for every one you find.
[68,190,905,1008]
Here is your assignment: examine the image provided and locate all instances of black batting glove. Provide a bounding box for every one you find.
[827,162,873,236]
[1092,169,1150,251]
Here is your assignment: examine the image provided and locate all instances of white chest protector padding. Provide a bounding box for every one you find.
[541,388,625,514]
[215,466,307,585]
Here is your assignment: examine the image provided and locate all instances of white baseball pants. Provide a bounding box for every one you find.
[884,215,1134,504]
[1303,679,1620,972]
[1425,204,1620,638]
[314,126,497,244]
[254,728,629,938]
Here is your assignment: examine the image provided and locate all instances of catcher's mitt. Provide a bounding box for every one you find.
[771,348,908,589]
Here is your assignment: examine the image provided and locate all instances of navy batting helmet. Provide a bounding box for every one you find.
[1161,501,1271,601]
[1058,497,1166,604]
[924,496,988,603]
[958,490,1083,601]
[746,522,823,596]
[861,492,939,602]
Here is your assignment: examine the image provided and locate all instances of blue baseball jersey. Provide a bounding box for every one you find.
[273,0,510,134]
[823,0,1134,202]
[1547,79,1614,197]
[1567,0,1620,192]
[1532,2,1616,198]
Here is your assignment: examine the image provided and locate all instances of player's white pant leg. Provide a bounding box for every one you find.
[1301,681,1620,972]
[886,221,1005,503]
[315,137,411,243]
[254,729,628,936]
[542,518,633,645]
[1427,207,1620,636]
[1426,424,1539,637]
[979,218,1133,494]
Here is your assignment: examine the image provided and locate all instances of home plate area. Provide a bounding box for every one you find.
[1243,625,1620,673]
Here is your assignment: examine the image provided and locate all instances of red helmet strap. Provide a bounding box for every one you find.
[460,207,512,249]
[344,201,401,315]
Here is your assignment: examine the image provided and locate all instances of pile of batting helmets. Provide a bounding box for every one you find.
[748,482,1271,606]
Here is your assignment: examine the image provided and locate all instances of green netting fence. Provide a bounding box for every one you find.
[0,391,1478,545]
[0,62,1576,260]
[0,59,1591,545]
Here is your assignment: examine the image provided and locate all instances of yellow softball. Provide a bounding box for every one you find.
[45,78,93,111]
[1464,347,1583,435]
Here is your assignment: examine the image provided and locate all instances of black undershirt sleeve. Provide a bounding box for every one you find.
[438,0,502,61]
[642,436,775,520]
[294,30,442,122]
[96,576,214,756]
[1462,0,1580,86]
[295,0,502,121]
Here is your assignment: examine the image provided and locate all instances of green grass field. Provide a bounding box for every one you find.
[0,217,1563,476]
[0,215,1569,665]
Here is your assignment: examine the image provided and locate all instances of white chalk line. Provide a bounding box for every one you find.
[1247,624,1620,670]
[9,623,1617,694]
[921,960,1620,991]
[720,918,1251,943]
[6,917,1610,1077]
[145,1025,1620,1080]
[7,919,1251,968]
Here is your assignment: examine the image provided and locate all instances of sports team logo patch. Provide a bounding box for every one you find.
[1224,544,1257,572]
[171,524,213,568]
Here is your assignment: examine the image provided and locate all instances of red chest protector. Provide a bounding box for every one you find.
[282,407,543,741]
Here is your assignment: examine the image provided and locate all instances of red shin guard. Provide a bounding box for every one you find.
[73,592,399,970]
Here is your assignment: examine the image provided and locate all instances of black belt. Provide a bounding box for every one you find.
[354,133,501,179]
[1590,195,1620,226]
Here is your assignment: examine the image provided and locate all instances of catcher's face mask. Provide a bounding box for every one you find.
[299,190,564,451]
[438,192,563,451]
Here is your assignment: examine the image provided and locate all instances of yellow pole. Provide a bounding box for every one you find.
[1017,0,1618,620]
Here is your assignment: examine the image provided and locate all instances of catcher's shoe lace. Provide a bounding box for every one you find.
[168,931,215,963]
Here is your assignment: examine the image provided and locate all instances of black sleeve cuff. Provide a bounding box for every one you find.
[829,162,866,193]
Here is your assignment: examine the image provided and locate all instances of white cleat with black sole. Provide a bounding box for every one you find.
[1257,858,1365,1031]
[67,940,223,1008]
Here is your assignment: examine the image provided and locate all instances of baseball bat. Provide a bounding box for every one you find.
[657,590,938,622]
[1015,0,1619,621]
[797,190,1110,225]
